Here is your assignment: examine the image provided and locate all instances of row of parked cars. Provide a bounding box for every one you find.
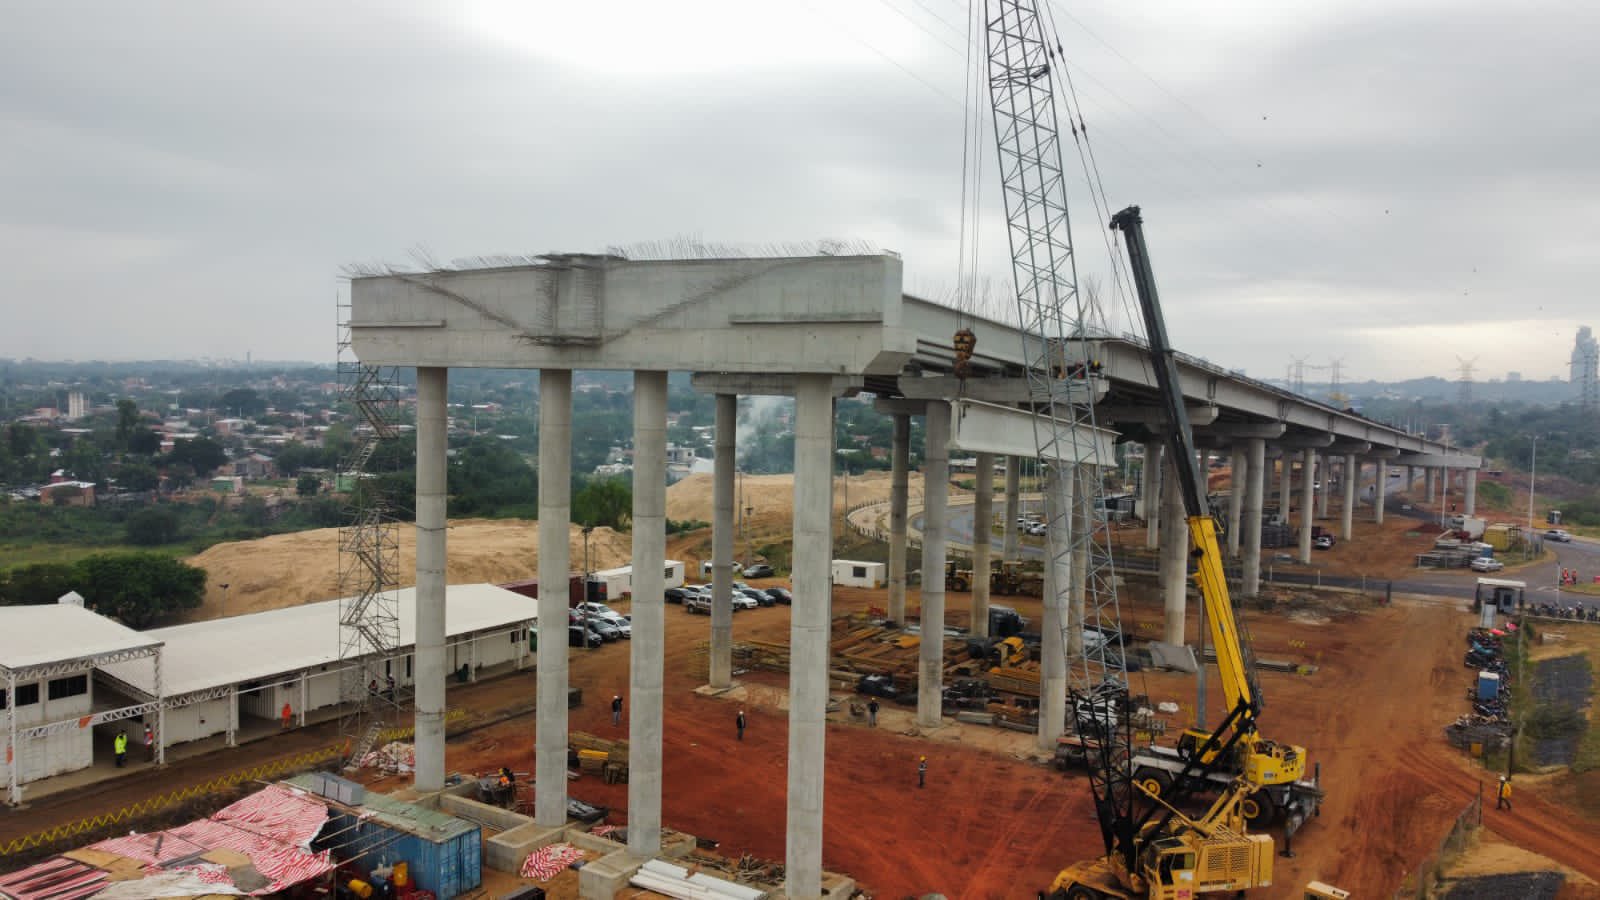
[569,601,631,647]
[565,578,795,646]
[667,582,793,613]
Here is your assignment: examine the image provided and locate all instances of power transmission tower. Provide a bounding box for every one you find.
[1455,355,1478,404]
[335,289,404,768]
[1285,356,1309,395]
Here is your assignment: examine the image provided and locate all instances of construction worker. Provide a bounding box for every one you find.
[736,710,746,741]
[113,729,129,768]
[143,723,155,762]
[867,698,879,727]
[611,694,623,727]
[281,701,293,730]
[917,755,927,789]
[1497,776,1512,810]
[496,766,515,807]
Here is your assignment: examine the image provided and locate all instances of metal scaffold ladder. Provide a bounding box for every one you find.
[334,288,405,762]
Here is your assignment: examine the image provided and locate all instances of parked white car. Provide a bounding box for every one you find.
[574,602,631,637]
[1470,557,1504,572]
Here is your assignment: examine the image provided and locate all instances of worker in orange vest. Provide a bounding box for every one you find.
[280,701,293,730]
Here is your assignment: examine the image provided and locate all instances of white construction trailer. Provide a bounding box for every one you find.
[832,560,887,589]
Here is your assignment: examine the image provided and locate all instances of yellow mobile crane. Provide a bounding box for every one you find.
[972,0,1281,894]
[1111,206,1324,842]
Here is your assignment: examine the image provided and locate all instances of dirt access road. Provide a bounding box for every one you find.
[399,579,1600,897]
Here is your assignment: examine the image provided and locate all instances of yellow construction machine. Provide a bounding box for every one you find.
[1048,780,1275,899]
[1113,207,1325,838]
[944,559,974,592]
[988,635,1030,668]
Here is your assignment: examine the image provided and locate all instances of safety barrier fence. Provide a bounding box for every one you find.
[1392,789,1483,899]
[0,718,435,858]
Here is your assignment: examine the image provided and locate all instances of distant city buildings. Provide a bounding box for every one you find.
[1572,325,1598,409]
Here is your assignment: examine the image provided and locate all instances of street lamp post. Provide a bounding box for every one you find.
[1528,436,1538,559]
[581,526,594,649]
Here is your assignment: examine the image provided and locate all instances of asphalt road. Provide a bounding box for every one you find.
[913,474,1600,606]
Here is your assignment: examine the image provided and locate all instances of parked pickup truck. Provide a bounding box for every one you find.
[684,593,712,614]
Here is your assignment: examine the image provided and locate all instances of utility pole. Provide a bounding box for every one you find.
[1528,437,1537,558]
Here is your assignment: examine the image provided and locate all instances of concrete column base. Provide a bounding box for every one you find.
[579,833,700,899]
[764,872,859,899]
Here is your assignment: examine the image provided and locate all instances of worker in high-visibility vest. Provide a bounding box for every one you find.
[113,730,129,768]
[1496,776,1512,811]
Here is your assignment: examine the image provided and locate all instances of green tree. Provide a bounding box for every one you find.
[273,442,327,476]
[115,398,140,447]
[573,476,632,529]
[238,495,270,527]
[219,388,266,418]
[127,428,162,456]
[125,506,182,545]
[73,553,206,627]
[0,562,78,606]
[168,436,229,478]
[297,474,320,496]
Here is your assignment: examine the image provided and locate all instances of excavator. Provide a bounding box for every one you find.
[1111,206,1325,839]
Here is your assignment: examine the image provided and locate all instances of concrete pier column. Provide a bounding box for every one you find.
[1342,454,1357,541]
[628,371,668,857]
[1374,457,1387,524]
[1298,448,1316,563]
[1242,438,1265,598]
[413,366,448,792]
[1038,469,1069,751]
[1278,452,1292,522]
[887,414,910,625]
[709,393,736,688]
[1464,469,1478,516]
[1406,465,1415,491]
[1069,464,1091,654]
[1160,454,1187,646]
[1317,457,1331,519]
[785,374,834,900]
[1143,441,1162,549]
[1002,456,1021,562]
[535,369,572,825]
[971,452,994,638]
[1425,467,1436,503]
[1227,445,1246,558]
[917,401,951,730]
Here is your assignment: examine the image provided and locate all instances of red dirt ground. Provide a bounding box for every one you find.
[414,578,1600,897]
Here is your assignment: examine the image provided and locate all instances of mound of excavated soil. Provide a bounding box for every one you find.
[185,471,938,620]
[182,519,634,620]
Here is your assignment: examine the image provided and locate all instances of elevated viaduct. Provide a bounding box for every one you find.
[350,252,1477,898]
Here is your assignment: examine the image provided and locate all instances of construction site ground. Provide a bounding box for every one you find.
[351,578,1600,897]
[12,471,1599,895]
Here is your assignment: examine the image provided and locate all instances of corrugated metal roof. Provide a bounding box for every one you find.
[101,583,534,697]
[285,773,474,841]
[0,604,160,672]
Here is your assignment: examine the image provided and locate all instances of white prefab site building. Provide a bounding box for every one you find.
[588,560,686,600]
[100,583,536,749]
[832,560,887,589]
[0,602,163,805]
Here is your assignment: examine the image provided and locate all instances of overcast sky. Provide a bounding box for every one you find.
[3,0,1594,382]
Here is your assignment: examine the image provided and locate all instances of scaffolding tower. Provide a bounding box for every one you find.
[335,289,404,768]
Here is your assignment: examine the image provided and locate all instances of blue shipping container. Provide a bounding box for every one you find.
[292,773,482,900]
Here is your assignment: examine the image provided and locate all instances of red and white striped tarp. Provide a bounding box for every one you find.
[519,842,584,881]
[0,856,108,900]
[88,784,334,895]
